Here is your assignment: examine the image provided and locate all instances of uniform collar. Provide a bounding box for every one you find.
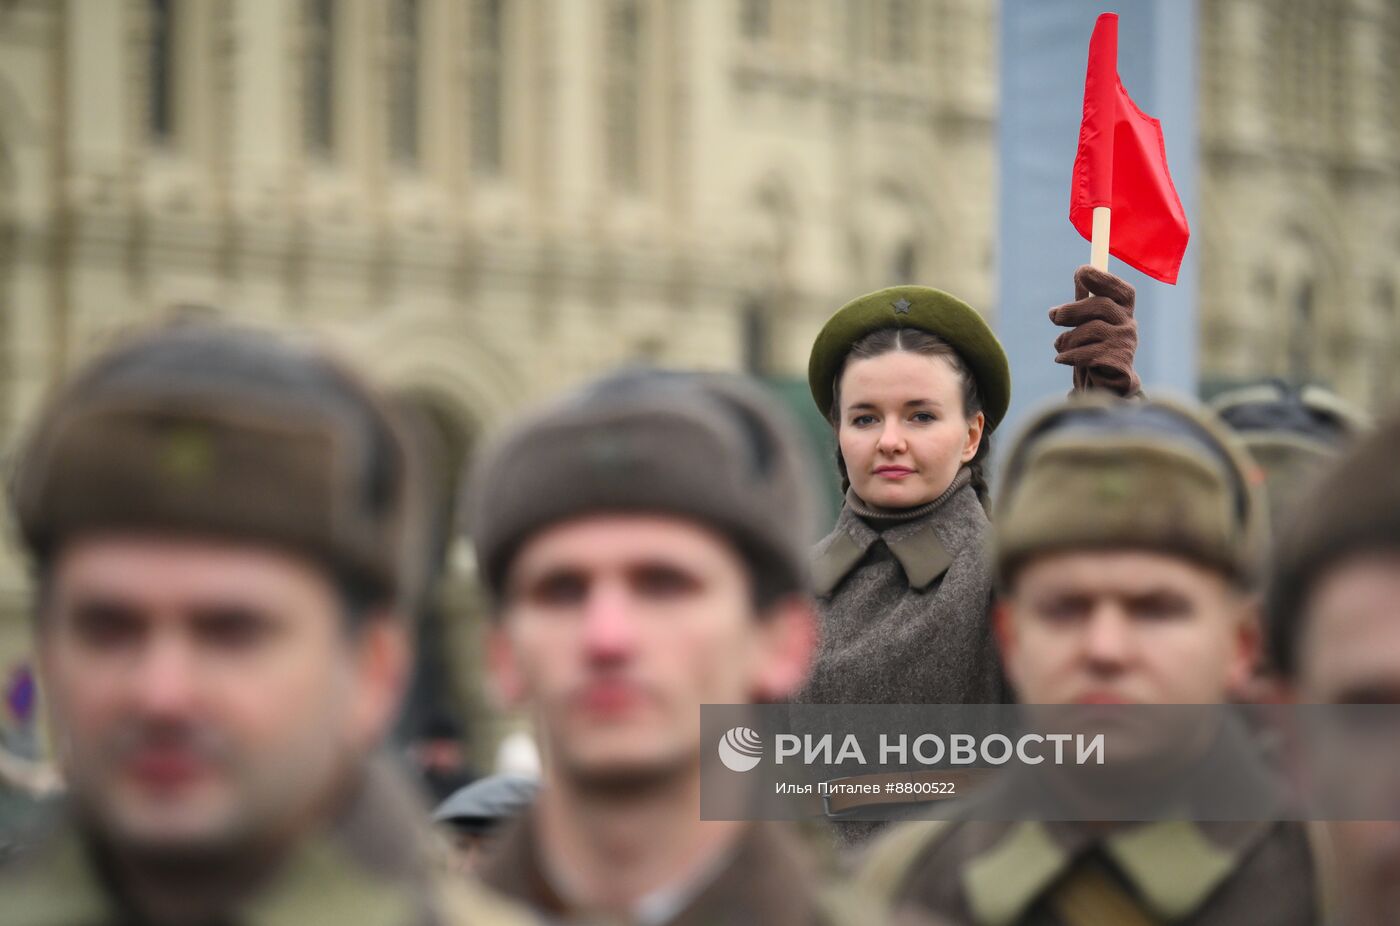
[961,819,1274,926]
[2,829,111,926]
[843,467,972,527]
[484,814,824,926]
[812,471,969,597]
[2,760,446,926]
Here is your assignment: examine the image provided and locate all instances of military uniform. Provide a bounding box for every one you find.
[800,285,1011,709]
[467,372,906,924]
[853,394,1322,925]
[2,325,536,925]
[484,813,872,926]
[1260,388,1400,926]
[799,471,1003,705]
[992,394,1269,586]
[800,274,1140,708]
[861,817,1320,926]
[1210,381,1366,536]
[1,761,535,926]
[469,370,819,610]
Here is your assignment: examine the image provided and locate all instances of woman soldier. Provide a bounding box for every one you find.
[796,267,1141,705]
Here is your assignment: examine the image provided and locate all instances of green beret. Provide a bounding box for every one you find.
[807,286,1011,432]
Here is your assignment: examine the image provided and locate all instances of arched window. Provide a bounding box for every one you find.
[304,0,337,157]
[1376,278,1395,322]
[605,0,645,193]
[391,392,479,767]
[467,0,506,176]
[398,392,476,557]
[147,0,176,143]
[864,180,926,288]
[1288,277,1315,380]
[739,0,771,40]
[892,238,918,284]
[742,299,770,376]
[1273,2,1340,144]
[884,0,916,63]
[1254,267,1277,305]
[1374,277,1396,402]
[387,0,421,167]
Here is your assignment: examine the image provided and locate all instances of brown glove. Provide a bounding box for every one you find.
[1048,265,1141,397]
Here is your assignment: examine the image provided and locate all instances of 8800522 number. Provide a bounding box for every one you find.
[889,780,956,796]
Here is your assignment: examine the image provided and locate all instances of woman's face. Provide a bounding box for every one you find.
[837,350,985,509]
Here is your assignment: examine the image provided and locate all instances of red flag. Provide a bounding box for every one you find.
[1069,13,1189,284]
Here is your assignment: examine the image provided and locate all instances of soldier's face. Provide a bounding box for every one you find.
[837,352,984,508]
[1293,553,1400,926]
[37,535,407,855]
[492,515,814,787]
[1296,552,1400,704]
[999,550,1256,705]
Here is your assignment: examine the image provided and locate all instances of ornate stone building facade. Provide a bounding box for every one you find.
[0,0,1396,745]
[0,0,999,747]
[0,0,999,474]
[1198,0,1400,407]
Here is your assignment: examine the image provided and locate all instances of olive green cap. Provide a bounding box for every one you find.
[807,285,1011,431]
[1210,382,1368,441]
[994,393,1268,587]
[1210,382,1368,532]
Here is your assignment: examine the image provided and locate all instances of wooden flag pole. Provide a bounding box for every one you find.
[1090,206,1111,271]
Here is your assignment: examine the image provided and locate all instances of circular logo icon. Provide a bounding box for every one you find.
[717,726,763,772]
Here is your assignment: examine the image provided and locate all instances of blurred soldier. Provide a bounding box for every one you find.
[0,325,530,926]
[434,774,538,875]
[862,394,1323,925]
[1211,380,1366,535]
[468,370,874,924]
[1213,381,1367,695]
[1269,412,1400,926]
